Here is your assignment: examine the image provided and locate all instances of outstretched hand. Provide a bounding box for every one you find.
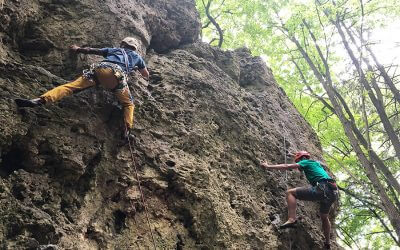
[139,67,150,81]
[70,45,80,52]
[260,161,270,169]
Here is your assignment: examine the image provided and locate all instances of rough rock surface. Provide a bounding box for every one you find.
[0,0,338,249]
[0,0,200,77]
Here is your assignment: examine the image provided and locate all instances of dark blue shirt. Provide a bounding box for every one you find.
[100,48,146,73]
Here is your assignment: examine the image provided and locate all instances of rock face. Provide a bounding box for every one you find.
[0,0,200,76]
[0,0,338,249]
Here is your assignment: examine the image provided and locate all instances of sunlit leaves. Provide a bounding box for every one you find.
[196,0,400,248]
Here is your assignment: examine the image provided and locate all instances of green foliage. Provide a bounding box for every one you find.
[196,0,400,248]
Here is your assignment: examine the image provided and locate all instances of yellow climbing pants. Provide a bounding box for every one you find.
[40,68,135,129]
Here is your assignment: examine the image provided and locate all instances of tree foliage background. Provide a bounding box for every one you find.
[195,0,400,248]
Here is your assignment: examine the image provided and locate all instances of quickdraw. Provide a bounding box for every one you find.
[316,181,338,201]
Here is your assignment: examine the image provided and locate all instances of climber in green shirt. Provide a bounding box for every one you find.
[260,151,338,249]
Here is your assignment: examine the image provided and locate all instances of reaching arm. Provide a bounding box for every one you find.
[260,162,300,170]
[70,45,105,56]
[139,67,149,80]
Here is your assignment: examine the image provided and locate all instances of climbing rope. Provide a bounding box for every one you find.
[126,129,157,250]
[281,123,293,250]
[281,122,289,184]
[283,130,288,183]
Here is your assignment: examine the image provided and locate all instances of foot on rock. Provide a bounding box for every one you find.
[15,98,44,108]
[279,220,297,229]
[123,130,135,142]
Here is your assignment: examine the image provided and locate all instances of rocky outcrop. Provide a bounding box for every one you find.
[0,0,338,249]
[0,0,200,76]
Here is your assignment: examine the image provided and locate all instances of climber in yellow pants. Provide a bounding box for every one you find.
[40,69,135,130]
[15,37,149,139]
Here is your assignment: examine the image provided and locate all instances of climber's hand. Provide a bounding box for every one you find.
[260,161,269,169]
[70,45,80,52]
[139,68,150,81]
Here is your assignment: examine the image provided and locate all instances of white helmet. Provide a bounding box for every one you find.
[121,37,138,50]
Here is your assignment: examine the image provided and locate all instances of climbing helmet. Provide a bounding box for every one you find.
[294,151,311,162]
[121,37,138,50]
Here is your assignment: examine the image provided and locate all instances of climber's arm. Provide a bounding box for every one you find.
[139,68,149,80]
[135,57,149,80]
[260,162,300,170]
[70,45,106,56]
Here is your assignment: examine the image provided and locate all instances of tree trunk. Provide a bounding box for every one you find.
[335,19,400,162]
[333,88,400,195]
[202,0,224,48]
[287,30,400,240]
[303,16,400,195]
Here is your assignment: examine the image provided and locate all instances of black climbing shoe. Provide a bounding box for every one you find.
[15,98,44,108]
[123,129,135,142]
[324,242,331,249]
[279,220,297,229]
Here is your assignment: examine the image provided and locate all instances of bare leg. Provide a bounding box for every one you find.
[278,188,300,229]
[320,213,331,246]
[286,188,297,222]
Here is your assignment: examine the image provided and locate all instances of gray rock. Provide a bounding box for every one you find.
[0,0,338,249]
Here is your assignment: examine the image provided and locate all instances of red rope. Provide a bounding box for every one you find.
[126,130,157,249]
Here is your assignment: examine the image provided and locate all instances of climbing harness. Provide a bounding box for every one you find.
[125,126,157,250]
[83,62,128,91]
[316,182,329,200]
[316,180,338,202]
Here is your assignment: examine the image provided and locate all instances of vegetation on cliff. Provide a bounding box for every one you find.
[1,0,340,249]
[196,0,400,248]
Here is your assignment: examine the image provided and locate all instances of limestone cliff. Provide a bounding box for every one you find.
[0,0,338,249]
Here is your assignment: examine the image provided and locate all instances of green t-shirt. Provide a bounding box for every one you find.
[297,159,332,185]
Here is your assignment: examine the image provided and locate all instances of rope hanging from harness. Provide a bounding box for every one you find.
[125,127,157,250]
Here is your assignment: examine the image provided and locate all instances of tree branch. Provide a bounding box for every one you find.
[202,0,224,48]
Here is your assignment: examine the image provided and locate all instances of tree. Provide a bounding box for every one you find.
[196,0,232,47]
[196,0,400,247]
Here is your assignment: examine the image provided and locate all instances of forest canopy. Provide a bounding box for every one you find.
[195,0,400,248]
